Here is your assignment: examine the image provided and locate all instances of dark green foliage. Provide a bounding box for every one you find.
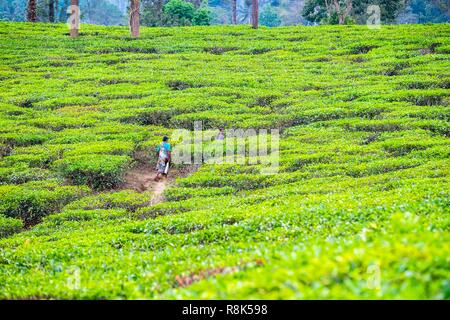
[193,6,211,26]
[163,0,196,26]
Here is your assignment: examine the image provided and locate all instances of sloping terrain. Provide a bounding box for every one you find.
[0,22,449,299]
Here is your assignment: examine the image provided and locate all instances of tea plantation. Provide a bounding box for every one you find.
[0,22,449,299]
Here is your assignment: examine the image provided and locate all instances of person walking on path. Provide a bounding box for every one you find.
[154,136,171,181]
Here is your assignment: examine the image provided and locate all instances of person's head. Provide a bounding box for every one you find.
[163,136,169,142]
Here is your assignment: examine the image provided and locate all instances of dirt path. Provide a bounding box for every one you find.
[121,161,198,205]
[121,163,173,205]
[149,179,168,205]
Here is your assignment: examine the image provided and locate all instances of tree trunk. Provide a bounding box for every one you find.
[232,0,237,25]
[49,0,55,22]
[130,0,140,38]
[69,0,79,38]
[155,0,163,23]
[27,0,37,22]
[251,0,258,29]
[342,0,353,24]
[333,0,352,24]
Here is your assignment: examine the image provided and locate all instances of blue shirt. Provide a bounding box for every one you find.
[156,142,171,153]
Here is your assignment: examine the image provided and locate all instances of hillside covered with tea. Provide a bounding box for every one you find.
[0,22,449,299]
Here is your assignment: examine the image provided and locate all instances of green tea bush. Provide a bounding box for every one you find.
[54,155,132,190]
[345,158,422,178]
[0,215,23,238]
[0,131,51,147]
[179,172,275,190]
[64,140,135,157]
[0,165,54,184]
[27,116,97,131]
[134,203,192,219]
[165,186,235,201]
[0,153,55,168]
[0,182,88,223]
[64,190,151,212]
[386,89,449,106]
[43,209,131,225]
[33,96,99,110]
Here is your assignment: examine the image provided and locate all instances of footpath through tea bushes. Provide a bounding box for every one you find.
[0,22,449,299]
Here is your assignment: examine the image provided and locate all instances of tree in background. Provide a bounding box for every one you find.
[193,2,212,25]
[352,0,406,23]
[161,0,210,25]
[238,0,275,25]
[36,0,57,22]
[251,0,258,28]
[0,0,124,25]
[0,0,27,21]
[141,0,165,26]
[231,0,237,23]
[69,0,79,37]
[406,0,449,23]
[27,0,37,21]
[260,4,281,26]
[333,0,353,24]
[48,0,55,22]
[130,0,140,36]
[163,0,195,25]
[237,0,252,23]
[301,0,327,23]
[278,0,305,26]
[207,0,229,24]
[58,0,70,22]
[305,0,353,24]
[302,0,408,24]
[82,0,125,25]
